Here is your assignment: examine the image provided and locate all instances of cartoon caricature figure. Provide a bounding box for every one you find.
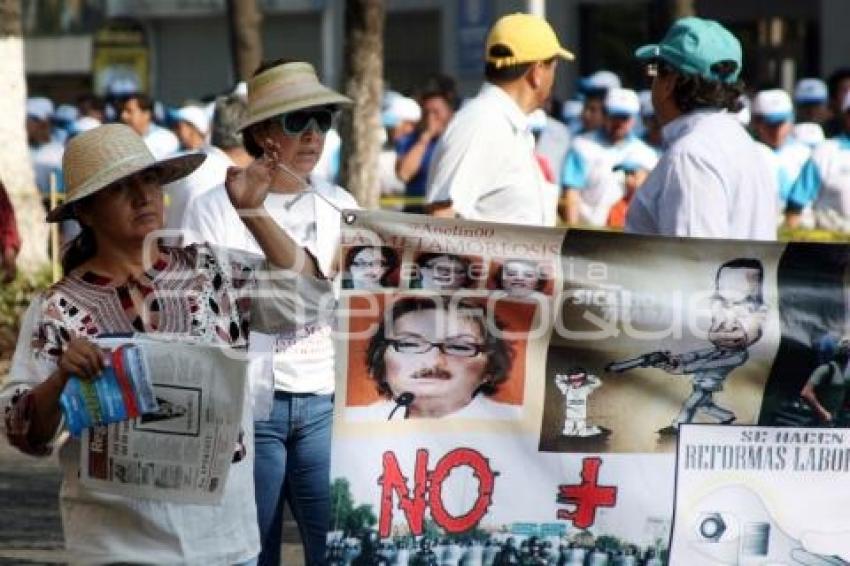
[555,367,602,437]
[607,259,767,435]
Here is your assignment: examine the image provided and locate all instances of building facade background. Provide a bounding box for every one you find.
[22,0,850,106]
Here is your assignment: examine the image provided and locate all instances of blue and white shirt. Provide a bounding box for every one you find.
[786,134,850,231]
[756,137,812,226]
[774,138,812,201]
[561,130,658,226]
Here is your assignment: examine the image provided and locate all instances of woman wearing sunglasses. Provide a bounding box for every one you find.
[181,59,358,566]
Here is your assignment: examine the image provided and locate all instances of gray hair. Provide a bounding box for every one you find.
[211,94,246,150]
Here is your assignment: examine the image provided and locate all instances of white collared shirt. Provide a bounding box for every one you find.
[426,83,557,226]
[626,109,777,240]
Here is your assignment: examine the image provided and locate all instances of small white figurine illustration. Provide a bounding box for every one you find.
[555,367,603,437]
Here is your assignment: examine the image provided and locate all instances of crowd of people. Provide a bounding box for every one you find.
[327,530,664,566]
[19,16,850,245]
[2,8,850,566]
[378,19,850,239]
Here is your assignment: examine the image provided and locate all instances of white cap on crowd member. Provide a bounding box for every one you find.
[54,104,79,125]
[562,99,583,120]
[382,95,421,127]
[580,70,621,94]
[752,89,793,124]
[174,105,211,135]
[604,88,640,117]
[792,122,825,148]
[638,89,654,117]
[69,116,102,136]
[794,78,828,105]
[26,97,55,121]
[613,148,657,173]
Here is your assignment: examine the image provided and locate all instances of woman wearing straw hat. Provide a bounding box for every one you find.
[2,122,332,565]
[181,59,358,566]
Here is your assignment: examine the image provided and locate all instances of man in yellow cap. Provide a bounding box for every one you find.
[425,12,573,226]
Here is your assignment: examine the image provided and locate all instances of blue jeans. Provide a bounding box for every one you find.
[254,391,333,566]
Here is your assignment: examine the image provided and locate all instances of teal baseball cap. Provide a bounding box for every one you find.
[635,17,742,84]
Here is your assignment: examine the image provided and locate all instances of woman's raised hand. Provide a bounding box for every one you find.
[225,138,282,212]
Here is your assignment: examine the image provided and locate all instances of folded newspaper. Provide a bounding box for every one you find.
[75,336,250,505]
[60,344,159,437]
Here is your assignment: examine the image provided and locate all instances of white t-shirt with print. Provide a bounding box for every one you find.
[182,177,357,395]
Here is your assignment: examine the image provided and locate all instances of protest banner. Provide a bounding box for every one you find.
[329,210,850,565]
[671,424,850,565]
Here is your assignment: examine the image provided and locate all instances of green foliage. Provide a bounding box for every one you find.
[594,534,623,551]
[0,267,52,353]
[422,519,442,539]
[330,477,377,535]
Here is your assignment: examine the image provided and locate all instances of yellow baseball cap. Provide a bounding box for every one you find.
[486,13,574,69]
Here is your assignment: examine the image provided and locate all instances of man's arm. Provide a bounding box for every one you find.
[559,147,589,225]
[784,158,821,228]
[396,131,436,183]
[801,364,833,423]
[558,189,581,225]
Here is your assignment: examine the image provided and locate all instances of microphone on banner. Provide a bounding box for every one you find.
[389,392,415,420]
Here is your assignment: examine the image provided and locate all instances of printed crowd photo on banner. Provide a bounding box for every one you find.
[327,210,850,566]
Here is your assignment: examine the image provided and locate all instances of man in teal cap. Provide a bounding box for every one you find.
[625,17,777,240]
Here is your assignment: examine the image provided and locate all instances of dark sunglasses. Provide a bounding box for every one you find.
[278,107,336,136]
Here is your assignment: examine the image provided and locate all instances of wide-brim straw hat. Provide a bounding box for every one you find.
[48,123,205,222]
[239,61,353,131]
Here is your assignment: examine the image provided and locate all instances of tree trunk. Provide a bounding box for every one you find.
[340,0,385,210]
[0,0,48,274]
[226,0,263,83]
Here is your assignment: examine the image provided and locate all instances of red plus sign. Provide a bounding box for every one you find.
[556,457,617,528]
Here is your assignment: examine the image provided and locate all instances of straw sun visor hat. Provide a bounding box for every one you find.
[48,123,204,222]
[240,62,352,131]
[485,13,574,69]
